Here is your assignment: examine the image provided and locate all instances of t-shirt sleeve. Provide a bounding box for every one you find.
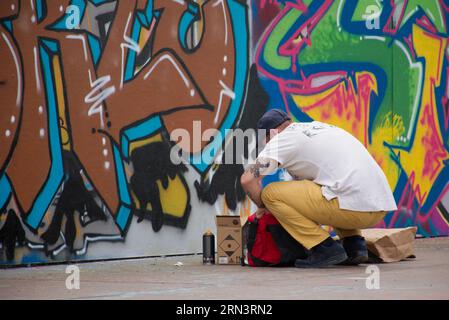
[256,131,296,166]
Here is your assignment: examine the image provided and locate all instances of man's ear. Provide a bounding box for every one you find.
[269,128,278,139]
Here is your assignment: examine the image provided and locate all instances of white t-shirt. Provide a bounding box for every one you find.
[257,121,397,212]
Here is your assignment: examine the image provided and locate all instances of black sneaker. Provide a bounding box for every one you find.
[294,237,348,268]
[339,235,369,266]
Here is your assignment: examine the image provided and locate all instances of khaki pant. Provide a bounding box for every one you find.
[261,180,386,250]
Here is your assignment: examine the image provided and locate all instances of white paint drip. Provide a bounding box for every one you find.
[85,69,115,128]
[120,12,142,89]
[213,0,228,46]
[65,34,88,61]
[214,80,235,124]
[2,32,22,107]
[144,54,190,88]
[33,46,41,92]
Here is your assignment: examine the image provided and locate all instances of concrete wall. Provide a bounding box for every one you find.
[0,0,448,265]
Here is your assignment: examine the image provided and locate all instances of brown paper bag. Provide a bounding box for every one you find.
[361,227,417,263]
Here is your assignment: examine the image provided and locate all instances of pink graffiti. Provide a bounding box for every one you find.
[383,0,403,35]
[388,170,449,234]
[254,0,340,119]
[255,0,331,80]
[445,62,449,130]
[420,93,448,182]
[419,15,438,33]
[280,72,374,146]
[260,0,307,10]
[388,172,426,226]
[277,2,330,73]
[385,0,448,35]
[260,0,277,9]
[403,34,417,60]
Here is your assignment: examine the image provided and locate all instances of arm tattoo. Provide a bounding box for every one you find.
[249,160,270,178]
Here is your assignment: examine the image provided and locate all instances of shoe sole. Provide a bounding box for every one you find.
[339,252,369,266]
[340,256,369,266]
[295,252,348,268]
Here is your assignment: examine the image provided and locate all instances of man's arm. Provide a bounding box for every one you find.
[240,158,278,208]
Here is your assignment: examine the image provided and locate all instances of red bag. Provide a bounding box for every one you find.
[243,211,308,267]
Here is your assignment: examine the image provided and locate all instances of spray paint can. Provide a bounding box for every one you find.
[203,230,215,265]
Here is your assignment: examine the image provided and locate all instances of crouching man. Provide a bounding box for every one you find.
[240,109,397,268]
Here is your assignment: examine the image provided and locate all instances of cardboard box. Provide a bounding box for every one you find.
[216,215,243,265]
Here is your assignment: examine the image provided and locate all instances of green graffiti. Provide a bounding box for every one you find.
[399,0,446,34]
[296,1,421,135]
[352,0,384,22]
[262,8,301,71]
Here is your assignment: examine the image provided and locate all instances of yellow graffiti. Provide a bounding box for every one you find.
[291,71,378,147]
[290,24,449,205]
[156,175,188,218]
[129,135,189,219]
[53,55,71,150]
[369,112,404,190]
[390,25,449,202]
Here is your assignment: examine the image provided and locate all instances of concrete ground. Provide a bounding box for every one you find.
[1,237,448,300]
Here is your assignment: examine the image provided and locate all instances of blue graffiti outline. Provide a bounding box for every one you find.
[124,0,154,82]
[120,115,162,159]
[178,1,200,52]
[190,0,249,173]
[25,38,65,230]
[0,174,12,211]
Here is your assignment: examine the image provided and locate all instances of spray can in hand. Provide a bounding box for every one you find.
[203,230,215,265]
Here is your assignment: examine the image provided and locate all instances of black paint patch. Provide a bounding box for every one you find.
[130,139,190,232]
[0,209,25,261]
[195,64,269,211]
[41,151,106,252]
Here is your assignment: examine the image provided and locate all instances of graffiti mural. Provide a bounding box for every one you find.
[254,0,449,236]
[1,0,447,265]
[0,0,263,264]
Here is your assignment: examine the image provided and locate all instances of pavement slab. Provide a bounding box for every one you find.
[0,237,448,300]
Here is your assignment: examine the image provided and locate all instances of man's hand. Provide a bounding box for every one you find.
[255,207,266,219]
[240,157,278,208]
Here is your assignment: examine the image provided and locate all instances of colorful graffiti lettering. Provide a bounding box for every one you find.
[254,0,449,236]
[0,0,262,264]
[1,0,448,265]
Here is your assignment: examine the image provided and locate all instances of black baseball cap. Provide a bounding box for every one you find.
[257,109,291,131]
